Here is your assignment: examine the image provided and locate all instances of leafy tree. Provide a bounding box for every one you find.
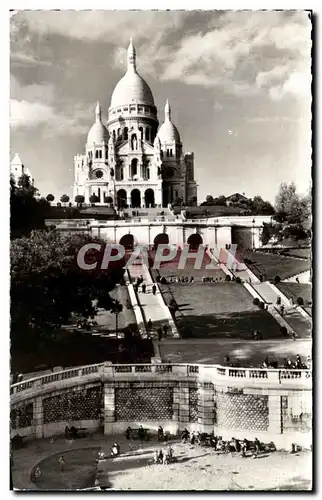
[213,195,227,206]
[75,195,85,207]
[10,176,49,238]
[206,195,214,204]
[10,230,124,350]
[105,196,113,205]
[275,182,309,224]
[251,196,275,215]
[46,194,55,203]
[89,194,99,204]
[60,194,70,205]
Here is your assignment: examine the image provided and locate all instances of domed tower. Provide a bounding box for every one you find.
[156,99,197,206]
[107,39,162,209]
[74,102,114,204]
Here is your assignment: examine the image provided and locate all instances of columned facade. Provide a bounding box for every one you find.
[73,40,197,208]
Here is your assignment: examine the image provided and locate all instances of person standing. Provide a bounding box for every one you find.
[152,284,157,295]
[142,283,146,294]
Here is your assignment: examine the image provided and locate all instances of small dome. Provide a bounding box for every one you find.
[87,102,109,145]
[110,40,154,109]
[157,121,180,143]
[157,99,181,143]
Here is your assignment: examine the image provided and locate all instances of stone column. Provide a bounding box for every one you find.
[177,385,190,427]
[198,382,215,433]
[34,396,44,439]
[268,394,282,435]
[103,384,115,435]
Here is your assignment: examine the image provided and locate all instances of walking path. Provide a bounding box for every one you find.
[127,263,179,339]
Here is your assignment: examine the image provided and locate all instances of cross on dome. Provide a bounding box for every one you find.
[95,101,102,122]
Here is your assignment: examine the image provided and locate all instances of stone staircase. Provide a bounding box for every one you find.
[127,262,179,339]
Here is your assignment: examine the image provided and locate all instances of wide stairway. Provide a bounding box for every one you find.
[127,262,178,338]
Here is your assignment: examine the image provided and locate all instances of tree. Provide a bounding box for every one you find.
[46,194,55,204]
[275,182,308,224]
[206,195,214,204]
[75,195,85,207]
[10,176,49,238]
[105,196,113,205]
[60,194,70,206]
[11,230,124,350]
[251,196,275,215]
[213,195,226,206]
[89,194,99,205]
[110,300,123,338]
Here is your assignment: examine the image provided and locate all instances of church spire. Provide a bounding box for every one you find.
[95,101,102,122]
[165,99,171,121]
[127,38,136,71]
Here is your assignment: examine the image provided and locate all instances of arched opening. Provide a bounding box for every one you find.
[112,130,116,141]
[145,188,155,208]
[154,233,169,248]
[119,234,135,250]
[145,128,150,141]
[138,127,143,140]
[131,134,137,150]
[131,158,138,178]
[187,233,203,250]
[117,189,127,209]
[123,127,128,141]
[131,189,141,208]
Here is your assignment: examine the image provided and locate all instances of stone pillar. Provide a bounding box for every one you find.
[177,385,190,427]
[104,384,115,435]
[268,394,282,435]
[103,362,115,435]
[198,383,215,433]
[34,396,44,439]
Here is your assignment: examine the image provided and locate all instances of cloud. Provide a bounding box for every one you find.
[11,76,56,104]
[10,99,88,136]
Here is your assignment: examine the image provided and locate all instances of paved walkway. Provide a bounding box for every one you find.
[128,263,178,339]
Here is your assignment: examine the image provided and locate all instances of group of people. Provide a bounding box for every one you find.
[97,443,120,461]
[282,354,309,370]
[153,445,174,465]
[180,429,267,458]
[134,275,157,296]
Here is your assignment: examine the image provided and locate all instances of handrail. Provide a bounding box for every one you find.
[10,362,311,395]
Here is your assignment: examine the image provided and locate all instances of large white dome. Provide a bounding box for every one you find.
[110,39,154,109]
[111,71,154,108]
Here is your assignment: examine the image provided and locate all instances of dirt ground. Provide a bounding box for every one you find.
[12,432,312,491]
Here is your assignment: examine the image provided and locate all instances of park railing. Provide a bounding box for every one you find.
[10,362,312,396]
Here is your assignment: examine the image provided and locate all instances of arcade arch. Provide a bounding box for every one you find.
[187,233,203,249]
[131,189,141,208]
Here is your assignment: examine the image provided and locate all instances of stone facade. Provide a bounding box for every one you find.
[73,41,197,208]
[10,362,312,448]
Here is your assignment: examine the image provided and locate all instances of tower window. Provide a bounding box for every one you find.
[145,128,150,141]
[113,130,116,141]
[95,150,102,159]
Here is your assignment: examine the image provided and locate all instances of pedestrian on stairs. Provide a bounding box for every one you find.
[152,284,157,295]
[142,283,146,293]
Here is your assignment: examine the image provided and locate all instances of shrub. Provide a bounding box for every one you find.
[253,298,260,306]
[274,275,281,283]
[258,301,265,310]
[280,326,288,336]
[297,296,304,306]
[235,277,242,284]
[225,275,231,282]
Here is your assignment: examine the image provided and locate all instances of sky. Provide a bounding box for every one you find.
[10,10,312,203]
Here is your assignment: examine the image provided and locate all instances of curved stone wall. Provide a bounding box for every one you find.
[10,362,312,449]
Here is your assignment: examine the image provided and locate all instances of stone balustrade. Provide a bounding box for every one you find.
[10,361,312,448]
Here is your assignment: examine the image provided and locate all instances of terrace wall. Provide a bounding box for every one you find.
[10,362,312,449]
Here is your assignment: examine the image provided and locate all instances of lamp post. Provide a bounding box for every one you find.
[252,219,255,249]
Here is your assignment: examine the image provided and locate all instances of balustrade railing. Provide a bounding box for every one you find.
[10,362,311,395]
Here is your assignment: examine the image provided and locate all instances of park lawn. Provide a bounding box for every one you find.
[242,251,310,281]
[159,282,283,340]
[276,283,312,304]
[153,265,226,281]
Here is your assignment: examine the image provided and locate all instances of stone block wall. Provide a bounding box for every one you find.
[115,382,173,421]
[215,390,269,432]
[43,386,103,424]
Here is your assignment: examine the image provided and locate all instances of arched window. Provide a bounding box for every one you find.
[123,127,128,140]
[88,151,93,160]
[117,128,121,137]
[166,150,169,157]
[95,149,102,159]
[147,167,150,180]
[160,150,163,159]
[131,158,138,177]
[170,149,173,157]
[145,128,150,141]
